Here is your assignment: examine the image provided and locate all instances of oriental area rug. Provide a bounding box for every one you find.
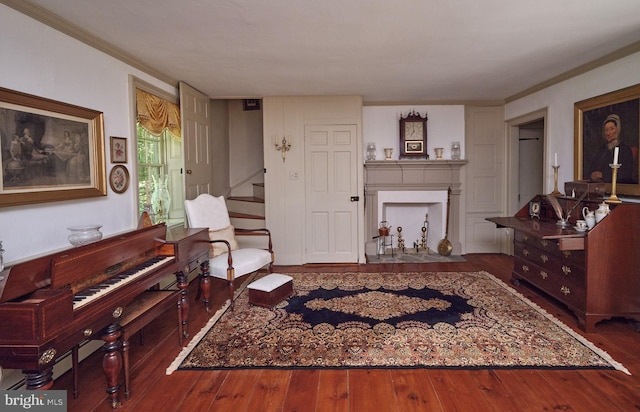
[166,271,628,374]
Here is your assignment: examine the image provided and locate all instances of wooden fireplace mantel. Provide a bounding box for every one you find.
[364,160,467,255]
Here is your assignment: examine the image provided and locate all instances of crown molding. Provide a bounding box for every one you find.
[506,40,640,103]
[0,0,177,88]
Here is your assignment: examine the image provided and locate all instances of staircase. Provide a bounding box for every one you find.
[227,183,267,249]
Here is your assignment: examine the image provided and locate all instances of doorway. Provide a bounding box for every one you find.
[507,109,547,217]
[518,119,544,210]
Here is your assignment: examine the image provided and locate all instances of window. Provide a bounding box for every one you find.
[136,124,167,215]
[134,86,182,223]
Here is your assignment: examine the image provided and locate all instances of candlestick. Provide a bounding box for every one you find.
[606,163,622,203]
[613,146,619,165]
[550,165,562,197]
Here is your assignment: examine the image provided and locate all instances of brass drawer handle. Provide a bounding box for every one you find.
[522,264,529,273]
[523,248,529,256]
[540,239,548,247]
[563,250,572,258]
[562,265,571,276]
[540,270,548,279]
[540,254,548,263]
[523,235,529,242]
[561,286,571,295]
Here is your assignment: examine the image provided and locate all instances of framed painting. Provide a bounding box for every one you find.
[109,165,129,194]
[0,87,106,207]
[110,136,127,163]
[575,83,640,196]
[242,99,261,111]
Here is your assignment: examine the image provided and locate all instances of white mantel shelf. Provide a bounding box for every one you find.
[364,159,468,255]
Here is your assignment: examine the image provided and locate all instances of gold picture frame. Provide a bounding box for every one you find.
[110,136,127,163]
[0,87,106,207]
[575,83,640,196]
[109,165,129,194]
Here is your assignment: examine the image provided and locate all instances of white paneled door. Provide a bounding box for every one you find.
[180,81,211,200]
[305,124,359,263]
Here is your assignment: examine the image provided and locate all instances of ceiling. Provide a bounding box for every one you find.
[9,0,640,102]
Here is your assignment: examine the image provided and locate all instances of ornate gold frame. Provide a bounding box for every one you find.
[574,83,640,196]
[0,87,106,207]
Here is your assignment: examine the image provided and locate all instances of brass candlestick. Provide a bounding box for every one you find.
[606,163,622,203]
[550,165,562,196]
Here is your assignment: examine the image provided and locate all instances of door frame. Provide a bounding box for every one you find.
[506,108,548,216]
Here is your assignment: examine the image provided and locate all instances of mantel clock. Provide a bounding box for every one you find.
[399,111,428,158]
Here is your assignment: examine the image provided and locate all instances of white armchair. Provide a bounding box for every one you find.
[184,194,273,310]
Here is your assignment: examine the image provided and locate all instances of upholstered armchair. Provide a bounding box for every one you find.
[184,194,273,310]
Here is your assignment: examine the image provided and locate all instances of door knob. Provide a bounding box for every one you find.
[186,169,192,174]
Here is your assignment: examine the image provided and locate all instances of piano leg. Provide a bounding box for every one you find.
[24,368,54,390]
[175,269,189,342]
[199,260,211,312]
[101,323,122,409]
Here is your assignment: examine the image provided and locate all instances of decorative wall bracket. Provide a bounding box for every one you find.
[274,135,292,162]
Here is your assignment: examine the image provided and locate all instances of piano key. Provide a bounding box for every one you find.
[72,256,174,310]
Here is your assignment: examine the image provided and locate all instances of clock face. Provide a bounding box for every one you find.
[404,122,424,140]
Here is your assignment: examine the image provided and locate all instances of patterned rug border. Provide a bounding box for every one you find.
[166,271,629,375]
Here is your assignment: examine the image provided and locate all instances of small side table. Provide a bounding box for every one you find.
[377,234,394,257]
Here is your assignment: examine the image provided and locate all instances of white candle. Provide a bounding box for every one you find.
[613,146,619,165]
[554,153,558,167]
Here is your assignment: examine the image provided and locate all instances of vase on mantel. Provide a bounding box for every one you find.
[151,174,171,223]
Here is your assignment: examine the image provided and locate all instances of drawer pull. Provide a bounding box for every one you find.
[563,250,572,258]
[523,235,529,242]
[540,270,548,279]
[561,286,571,295]
[540,254,548,263]
[83,328,93,337]
[523,248,529,256]
[522,264,529,273]
[540,239,548,247]
[562,265,571,276]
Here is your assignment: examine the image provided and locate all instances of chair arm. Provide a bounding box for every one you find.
[209,239,234,269]
[234,228,273,252]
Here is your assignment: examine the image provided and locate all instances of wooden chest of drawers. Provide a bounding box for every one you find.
[513,232,586,311]
[488,195,640,332]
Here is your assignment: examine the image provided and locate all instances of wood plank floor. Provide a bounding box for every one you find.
[53,254,640,411]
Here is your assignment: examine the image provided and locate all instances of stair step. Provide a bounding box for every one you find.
[227,196,265,218]
[229,212,266,230]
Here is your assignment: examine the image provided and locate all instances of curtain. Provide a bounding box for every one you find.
[136,88,181,140]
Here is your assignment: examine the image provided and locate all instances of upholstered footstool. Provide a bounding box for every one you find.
[247,273,293,308]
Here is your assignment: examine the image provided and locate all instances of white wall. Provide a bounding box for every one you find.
[228,100,264,196]
[505,52,640,193]
[363,105,465,161]
[0,5,175,264]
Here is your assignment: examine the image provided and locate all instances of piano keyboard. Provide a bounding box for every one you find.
[72,256,174,310]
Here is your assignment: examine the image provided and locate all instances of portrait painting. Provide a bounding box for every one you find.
[0,87,106,207]
[575,84,640,196]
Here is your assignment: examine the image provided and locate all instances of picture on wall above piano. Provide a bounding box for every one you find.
[574,83,640,196]
[0,86,106,207]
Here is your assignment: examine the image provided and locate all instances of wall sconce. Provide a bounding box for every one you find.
[274,135,292,162]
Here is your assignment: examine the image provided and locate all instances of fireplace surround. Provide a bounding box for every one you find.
[364,160,467,255]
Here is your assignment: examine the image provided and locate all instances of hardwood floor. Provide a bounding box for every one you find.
[54,254,640,411]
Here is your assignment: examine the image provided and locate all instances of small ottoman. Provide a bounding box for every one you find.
[247,273,293,308]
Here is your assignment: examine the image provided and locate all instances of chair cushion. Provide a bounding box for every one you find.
[208,248,272,280]
[209,225,238,257]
